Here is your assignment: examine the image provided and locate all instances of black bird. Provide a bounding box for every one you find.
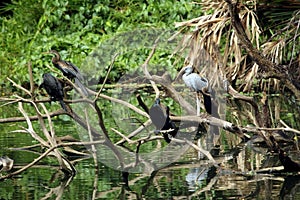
[46,50,88,96]
[149,98,177,143]
[40,73,67,111]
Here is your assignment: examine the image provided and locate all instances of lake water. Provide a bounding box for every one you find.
[1,93,300,199]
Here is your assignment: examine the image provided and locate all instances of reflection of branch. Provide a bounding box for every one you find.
[191,176,218,197]
[184,139,216,164]
[40,175,74,200]
[0,140,104,180]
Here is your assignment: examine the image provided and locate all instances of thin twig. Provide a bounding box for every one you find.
[7,78,31,96]
[111,128,134,144]
[84,109,98,168]
[28,62,34,96]
[142,36,161,99]
[116,119,152,145]
[94,53,119,101]
[279,120,300,134]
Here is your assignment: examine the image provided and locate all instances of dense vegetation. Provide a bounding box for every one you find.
[0,1,300,199]
[0,0,201,90]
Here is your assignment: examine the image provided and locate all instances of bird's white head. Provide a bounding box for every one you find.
[183,64,193,75]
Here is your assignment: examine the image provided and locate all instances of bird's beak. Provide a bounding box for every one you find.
[42,51,51,54]
[174,67,185,82]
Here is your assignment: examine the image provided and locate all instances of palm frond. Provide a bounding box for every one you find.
[174,0,299,93]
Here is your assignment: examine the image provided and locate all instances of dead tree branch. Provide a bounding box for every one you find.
[225,0,300,99]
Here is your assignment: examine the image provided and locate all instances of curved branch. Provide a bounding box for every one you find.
[225,0,300,99]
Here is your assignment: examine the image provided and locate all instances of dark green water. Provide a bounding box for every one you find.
[0,94,300,199]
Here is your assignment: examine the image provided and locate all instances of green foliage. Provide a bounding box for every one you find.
[0,0,200,93]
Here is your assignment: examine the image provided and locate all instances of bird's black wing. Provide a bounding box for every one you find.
[55,60,78,80]
[59,100,68,112]
[149,105,167,130]
[41,73,64,100]
[74,78,89,96]
[53,77,64,99]
[65,61,84,81]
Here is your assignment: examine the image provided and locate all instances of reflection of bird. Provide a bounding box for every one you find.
[40,73,67,111]
[270,135,300,173]
[149,98,177,143]
[46,50,88,96]
[279,149,300,172]
[181,65,212,115]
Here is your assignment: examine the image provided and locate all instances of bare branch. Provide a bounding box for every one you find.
[0,109,65,123]
[0,140,105,180]
[7,78,31,96]
[142,37,161,99]
[94,53,119,101]
[184,139,216,164]
[17,102,48,146]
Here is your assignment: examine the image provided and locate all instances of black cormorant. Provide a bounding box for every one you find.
[149,98,177,143]
[46,50,88,96]
[40,73,67,111]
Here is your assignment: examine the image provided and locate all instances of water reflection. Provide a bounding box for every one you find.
[1,146,300,199]
[280,175,300,199]
[1,94,300,199]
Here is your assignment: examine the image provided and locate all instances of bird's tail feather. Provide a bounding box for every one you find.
[75,78,89,97]
[59,100,68,112]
